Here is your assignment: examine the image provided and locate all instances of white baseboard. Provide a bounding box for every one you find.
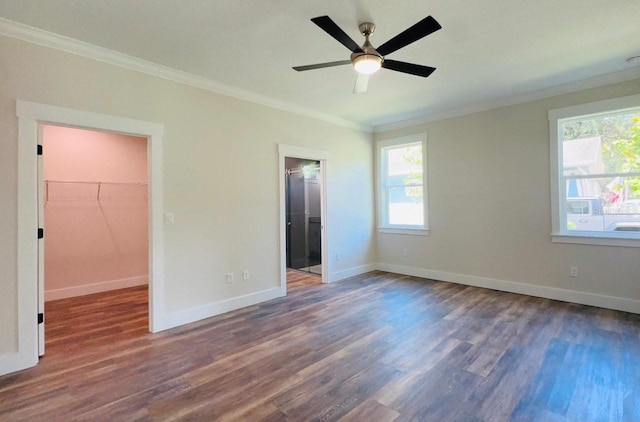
[377,263,640,314]
[160,287,285,331]
[329,263,378,283]
[45,275,148,301]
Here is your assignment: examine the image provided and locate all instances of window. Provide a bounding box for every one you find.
[549,94,640,247]
[377,134,428,234]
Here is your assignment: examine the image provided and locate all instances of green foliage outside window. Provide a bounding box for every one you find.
[563,113,640,196]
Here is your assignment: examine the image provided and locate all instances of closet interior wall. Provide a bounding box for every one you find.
[43,125,149,301]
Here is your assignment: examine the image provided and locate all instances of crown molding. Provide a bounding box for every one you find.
[3,17,637,136]
[0,17,372,133]
[373,67,640,133]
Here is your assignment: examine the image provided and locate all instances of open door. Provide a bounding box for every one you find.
[286,167,307,269]
[37,127,45,356]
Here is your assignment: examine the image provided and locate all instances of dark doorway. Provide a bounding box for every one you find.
[285,158,322,275]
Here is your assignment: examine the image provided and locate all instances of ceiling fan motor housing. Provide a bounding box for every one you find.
[351,22,383,74]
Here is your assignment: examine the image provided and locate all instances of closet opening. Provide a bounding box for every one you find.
[285,157,323,289]
[40,125,149,356]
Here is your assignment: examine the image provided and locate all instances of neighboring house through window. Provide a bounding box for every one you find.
[549,94,640,247]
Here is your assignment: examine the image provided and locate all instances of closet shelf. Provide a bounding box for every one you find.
[45,180,148,202]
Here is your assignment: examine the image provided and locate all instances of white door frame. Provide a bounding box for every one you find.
[12,101,165,374]
[278,144,330,291]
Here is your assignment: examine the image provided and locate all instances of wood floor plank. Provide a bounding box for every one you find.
[339,399,399,422]
[1,270,639,421]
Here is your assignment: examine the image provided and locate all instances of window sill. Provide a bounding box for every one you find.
[379,227,430,236]
[551,232,640,248]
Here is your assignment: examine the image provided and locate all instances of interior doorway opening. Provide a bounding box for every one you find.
[285,158,322,276]
[39,125,150,355]
[278,144,329,292]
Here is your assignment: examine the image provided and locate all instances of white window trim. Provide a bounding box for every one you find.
[549,93,640,248]
[376,134,429,235]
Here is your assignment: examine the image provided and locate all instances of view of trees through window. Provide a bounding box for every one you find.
[561,111,640,232]
[385,143,424,227]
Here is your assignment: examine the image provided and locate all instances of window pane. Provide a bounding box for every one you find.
[387,144,423,185]
[388,186,424,226]
[564,176,640,232]
[562,113,640,176]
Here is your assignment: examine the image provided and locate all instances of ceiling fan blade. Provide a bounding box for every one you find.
[293,60,352,72]
[382,59,436,77]
[376,16,442,56]
[311,16,363,53]
[353,73,369,94]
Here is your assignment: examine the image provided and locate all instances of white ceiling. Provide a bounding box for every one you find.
[1,0,639,129]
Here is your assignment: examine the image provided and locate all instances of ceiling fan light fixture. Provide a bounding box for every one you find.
[353,54,382,75]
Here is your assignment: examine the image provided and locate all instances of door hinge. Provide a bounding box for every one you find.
[38,313,44,324]
[38,228,44,239]
[37,144,43,155]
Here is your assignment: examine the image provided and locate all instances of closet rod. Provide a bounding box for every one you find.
[285,166,321,175]
[45,180,148,185]
[45,180,148,202]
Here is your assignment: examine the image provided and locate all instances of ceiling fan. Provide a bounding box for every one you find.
[293,15,442,93]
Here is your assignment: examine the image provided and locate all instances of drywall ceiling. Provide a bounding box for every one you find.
[1,0,639,129]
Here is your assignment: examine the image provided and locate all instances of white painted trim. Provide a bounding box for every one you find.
[378,228,430,236]
[377,263,640,315]
[45,276,148,301]
[13,100,165,376]
[374,68,640,133]
[0,17,371,134]
[328,264,378,283]
[278,144,331,161]
[162,288,284,330]
[552,233,640,248]
[278,144,330,291]
[548,93,640,121]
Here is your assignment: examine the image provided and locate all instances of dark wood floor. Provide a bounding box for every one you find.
[1,271,639,421]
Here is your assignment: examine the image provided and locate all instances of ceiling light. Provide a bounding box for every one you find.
[626,56,640,65]
[353,54,382,75]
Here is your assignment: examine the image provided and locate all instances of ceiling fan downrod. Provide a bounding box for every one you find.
[351,22,383,75]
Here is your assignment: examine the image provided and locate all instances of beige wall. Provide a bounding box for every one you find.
[0,35,375,356]
[375,78,640,302]
[43,126,148,299]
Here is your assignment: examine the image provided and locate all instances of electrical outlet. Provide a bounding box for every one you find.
[402,248,408,257]
[569,266,578,277]
[242,270,249,280]
[226,272,234,283]
[164,212,175,225]
[336,253,341,261]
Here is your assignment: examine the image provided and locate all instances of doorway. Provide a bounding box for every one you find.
[285,158,322,275]
[40,125,149,355]
[14,101,165,374]
[278,144,329,292]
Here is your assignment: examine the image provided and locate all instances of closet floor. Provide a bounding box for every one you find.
[44,285,149,355]
[287,268,323,289]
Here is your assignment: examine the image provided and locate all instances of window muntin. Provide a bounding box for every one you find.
[550,95,640,245]
[378,136,428,233]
